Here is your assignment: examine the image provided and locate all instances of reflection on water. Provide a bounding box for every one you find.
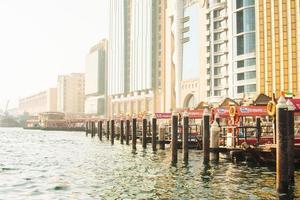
[0,128,299,199]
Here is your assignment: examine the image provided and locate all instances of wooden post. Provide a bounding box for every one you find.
[142,118,147,148]
[120,120,124,144]
[203,107,210,164]
[256,117,262,144]
[126,119,130,145]
[85,122,88,136]
[152,117,157,151]
[159,126,165,150]
[98,121,102,141]
[91,121,95,138]
[106,120,110,140]
[132,118,137,150]
[276,96,288,193]
[171,112,178,164]
[210,119,220,162]
[286,100,295,185]
[183,112,189,163]
[111,120,115,145]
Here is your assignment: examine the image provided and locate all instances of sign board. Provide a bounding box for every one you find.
[237,106,268,116]
[155,113,172,119]
[188,110,204,119]
[214,107,230,118]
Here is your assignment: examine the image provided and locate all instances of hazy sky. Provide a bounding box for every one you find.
[0,0,108,109]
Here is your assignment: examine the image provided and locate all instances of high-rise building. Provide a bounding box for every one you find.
[108,0,131,96]
[205,0,257,104]
[19,88,57,115]
[181,0,207,109]
[108,0,164,117]
[256,0,300,97]
[57,73,85,114]
[85,39,108,116]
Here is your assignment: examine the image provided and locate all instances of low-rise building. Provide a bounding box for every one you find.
[19,88,57,115]
[57,73,85,114]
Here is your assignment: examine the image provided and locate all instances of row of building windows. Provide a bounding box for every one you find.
[237,84,256,93]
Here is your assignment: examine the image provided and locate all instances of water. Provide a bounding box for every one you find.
[0,128,299,200]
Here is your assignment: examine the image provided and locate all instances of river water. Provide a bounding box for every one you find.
[0,128,299,200]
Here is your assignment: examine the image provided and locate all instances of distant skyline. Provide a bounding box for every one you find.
[0,0,108,109]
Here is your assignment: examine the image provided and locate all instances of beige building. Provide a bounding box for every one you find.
[85,39,108,116]
[19,88,57,115]
[256,0,300,97]
[164,0,207,110]
[107,0,165,117]
[57,73,85,114]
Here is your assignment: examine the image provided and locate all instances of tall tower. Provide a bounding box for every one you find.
[256,0,300,97]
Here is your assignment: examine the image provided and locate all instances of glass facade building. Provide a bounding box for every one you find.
[232,0,256,96]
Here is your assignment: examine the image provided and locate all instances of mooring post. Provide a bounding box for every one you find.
[110,119,115,145]
[85,121,88,136]
[126,119,130,145]
[159,125,165,150]
[132,118,137,150]
[106,120,110,140]
[171,112,178,164]
[98,121,102,141]
[210,119,220,162]
[91,121,95,138]
[142,118,147,148]
[203,107,210,164]
[120,120,124,144]
[183,112,189,163]
[256,117,262,144]
[276,96,288,193]
[286,100,295,185]
[152,117,157,151]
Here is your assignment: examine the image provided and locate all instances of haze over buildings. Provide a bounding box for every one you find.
[8,0,300,118]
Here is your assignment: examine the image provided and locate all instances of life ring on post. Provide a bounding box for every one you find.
[229,106,236,118]
[266,101,276,116]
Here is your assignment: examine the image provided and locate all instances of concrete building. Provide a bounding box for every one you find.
[108,0,165,117]
[205,0,257,104]
[85,39,108,116]
[57,73,85,114]
[181,0,207,109]
[164,0,209,110]
[256,0,300,97]
[19,88,57,115]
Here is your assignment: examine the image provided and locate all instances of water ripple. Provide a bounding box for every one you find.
[0,128,299,199]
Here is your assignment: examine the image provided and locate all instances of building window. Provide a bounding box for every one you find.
[214,21,221,29]
[214,78,221,86]
[245,84,256,92]
[237,73,245,81]
[207,79,210,86]
[214,9,221,18]
[214,44,221,52]
[214,90,221,96]
[207,57,210,64]
[237,58,256,68]
[245,71,256,79]
[214,56,221,63]
[236,7,255,34]
[236,0,255,9]
[236,32,255,55]
[237,86,244,93]
[207,91,211,97]
[214,33,221,41]
[207,68,210,75]
[214,67,221,75]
